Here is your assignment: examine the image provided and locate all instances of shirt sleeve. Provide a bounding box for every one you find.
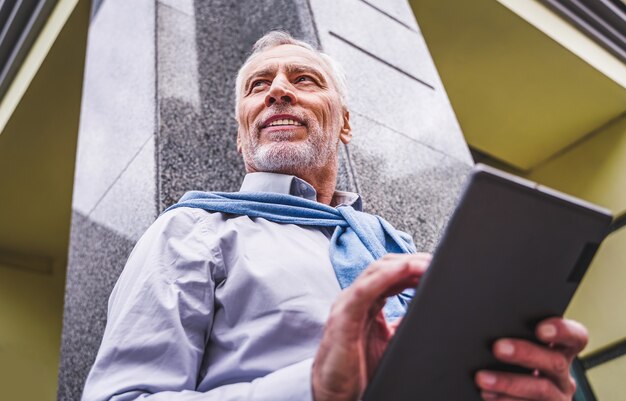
[81,207,314,401]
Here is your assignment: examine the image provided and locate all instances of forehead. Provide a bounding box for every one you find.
[242,44,333,78]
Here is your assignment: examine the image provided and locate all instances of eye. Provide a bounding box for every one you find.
[294,75,315,84]
[251,80,269,90]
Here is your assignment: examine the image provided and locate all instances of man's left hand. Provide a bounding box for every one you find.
[475,317,588,400]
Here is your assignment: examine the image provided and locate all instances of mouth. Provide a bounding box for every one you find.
[261,114,306,129]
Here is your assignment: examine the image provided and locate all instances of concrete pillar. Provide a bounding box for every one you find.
[58,0,473,399]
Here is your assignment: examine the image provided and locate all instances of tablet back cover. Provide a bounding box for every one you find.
[363,164,612,401]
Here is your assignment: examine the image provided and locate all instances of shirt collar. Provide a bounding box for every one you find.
[239,172,362,210]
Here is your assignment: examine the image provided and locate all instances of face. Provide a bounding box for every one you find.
[236,44,351,176]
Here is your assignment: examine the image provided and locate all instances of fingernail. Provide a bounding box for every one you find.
[497,340,515,356]
[479,372,497,386]
[539,324,557,339]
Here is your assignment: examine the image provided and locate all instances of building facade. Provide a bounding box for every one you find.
[0,1,623,400]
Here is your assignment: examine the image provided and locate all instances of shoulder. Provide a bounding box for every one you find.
[144,206,230,241]
[151,206,205,233]
[115,208,225,295]
[127,207,225,266]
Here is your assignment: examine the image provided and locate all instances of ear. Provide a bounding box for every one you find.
[339,110,352,145]
[236,130,243,153]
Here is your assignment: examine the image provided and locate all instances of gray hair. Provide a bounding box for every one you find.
[235,31,348,111]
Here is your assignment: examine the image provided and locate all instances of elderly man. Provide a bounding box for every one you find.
[82,31,586,401]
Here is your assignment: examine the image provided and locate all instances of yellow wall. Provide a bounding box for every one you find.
[527,115,626,216]
[496,0,626,89]
[566,228,626,354]
[0,1,89,400]
[587,354,626,401]
[0,266,66,401]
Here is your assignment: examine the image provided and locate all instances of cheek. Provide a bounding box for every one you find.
[238,104,259,135]
[320,101,342,130]
[315,98,340,128]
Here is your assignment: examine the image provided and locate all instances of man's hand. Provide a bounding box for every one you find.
[475,318,588,400]
[311,253,431,401]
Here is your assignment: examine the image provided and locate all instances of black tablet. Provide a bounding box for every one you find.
[363,164,612,401]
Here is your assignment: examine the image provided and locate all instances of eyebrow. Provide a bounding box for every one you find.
[285,64,327,85]
[243,63,328,92]
[244,65,278,92]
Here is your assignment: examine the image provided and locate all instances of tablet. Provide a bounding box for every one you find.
[362,164,612,401]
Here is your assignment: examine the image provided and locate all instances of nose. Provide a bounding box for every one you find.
[264,75,297,107]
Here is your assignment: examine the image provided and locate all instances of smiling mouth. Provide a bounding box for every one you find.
[261,114,306,129]
[265,118,304,127]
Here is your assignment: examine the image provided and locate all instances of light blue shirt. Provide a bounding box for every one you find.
[82,173,362,401]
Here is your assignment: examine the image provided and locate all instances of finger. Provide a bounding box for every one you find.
[380,252,432,262]
[492,339,574,393]
[356,255,428,292]
[356,257,427,297]
[381,278,421,299]
[337,258,425,319]
[366,296,387,320]
[475,370,565,401]
[383,255,429,294]
[364,253,431,278]
[536,318,588,359]
[481,391,500,400]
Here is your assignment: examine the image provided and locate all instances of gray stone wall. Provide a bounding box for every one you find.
[308,0,472,251]
[58,1,157,400]
[58,0,473,399]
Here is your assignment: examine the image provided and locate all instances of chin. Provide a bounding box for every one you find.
[250,142,323,172]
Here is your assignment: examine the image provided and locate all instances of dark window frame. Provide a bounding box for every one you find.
[540,0,626,63]
[0,0,59,103]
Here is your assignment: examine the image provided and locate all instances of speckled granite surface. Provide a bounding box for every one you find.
[58,212,136,401]
[156,0,321,210]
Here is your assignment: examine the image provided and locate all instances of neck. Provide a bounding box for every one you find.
[245,161,338,205]
[298,165,337,205]
[275,163,338,205]
[284,154,339,204]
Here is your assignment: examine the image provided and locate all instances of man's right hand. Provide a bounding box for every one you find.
[311,253,431,401]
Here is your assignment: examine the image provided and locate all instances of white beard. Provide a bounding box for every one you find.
[244,122,338,173]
